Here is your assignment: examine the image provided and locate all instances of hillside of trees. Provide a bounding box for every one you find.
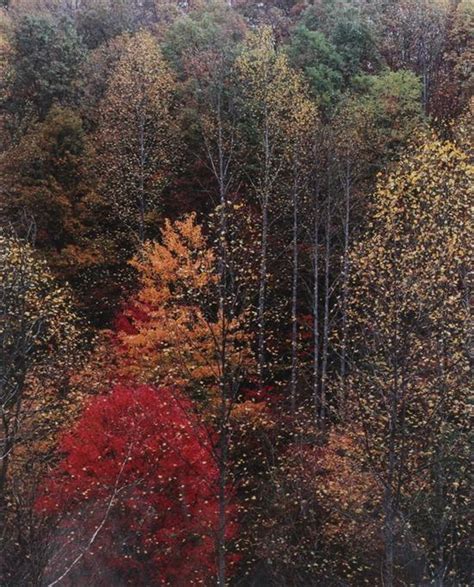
[0,1,472,585]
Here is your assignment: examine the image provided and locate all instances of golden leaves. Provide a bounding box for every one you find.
[347,134,472,512]
[94,30,179,242]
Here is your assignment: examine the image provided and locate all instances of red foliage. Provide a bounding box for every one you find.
[113,302,150,336]
[37,385,239,586]
[241,381,283,407]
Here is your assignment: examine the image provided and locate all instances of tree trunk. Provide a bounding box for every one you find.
[138,116,146,244]
[383,363,399,587]
[312,184,320,424]
[214,89,230,587]
[258,200,268,386]
[320,187,331,428]
[383,486,396,587]
[216,423,228,587]
[257,118,271,386]
[340,161,351,414]
[290,179,299,413]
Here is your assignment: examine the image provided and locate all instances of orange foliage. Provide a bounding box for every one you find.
[116,213,253,402]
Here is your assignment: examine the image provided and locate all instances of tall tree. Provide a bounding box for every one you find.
[2,13,85,125]
[0,229,79,582]
[116,212,254,586]
[379,0,450,113]
[348,136,472,585]
[331,68,423,414]
[116,213,253,396]
[236,26,317,391]
[285,96,318,413]
[1,106,87,252]
[430,0,474,120]
[286,0,378,113]
[94,31,178,245]
[164,10,253,581]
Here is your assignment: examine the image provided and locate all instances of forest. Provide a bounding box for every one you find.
[0,0,472,585]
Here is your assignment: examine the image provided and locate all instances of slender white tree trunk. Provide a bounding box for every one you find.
[257,118,271,386]
[320,186,331,428]
[312,184,320,424]
[138,115,146,244]
[290,178,299,413]
[340,161,351,413]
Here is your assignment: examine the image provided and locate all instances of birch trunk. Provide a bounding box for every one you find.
[312,184,320,424]
[320,186,331,428]
[257,117,271,385]
[138,114,146,244]
[340,161,351,413]
[290,178,299,413]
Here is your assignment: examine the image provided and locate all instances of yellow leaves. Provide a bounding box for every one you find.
[230,400,274,431]
[358,137,472,298]
[236,25,318,152]
[0,233,78,350]
[346,135,472,516]
[94,30,179,241]
[108,31,175,110]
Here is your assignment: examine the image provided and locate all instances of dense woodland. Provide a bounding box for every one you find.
[0,0,472,585]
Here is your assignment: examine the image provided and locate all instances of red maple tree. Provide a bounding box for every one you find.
[37,385,239,586]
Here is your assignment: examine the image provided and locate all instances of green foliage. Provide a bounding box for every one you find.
[350,69,424,156]
[5,14,85,120]
[162,0,246,74]
[1,106,87,249]
[75,0,137,49]
[286,1,380,112]
[286,25,344,108]
[297,1,378,77]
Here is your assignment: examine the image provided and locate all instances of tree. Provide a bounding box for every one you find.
[236,26,317,390]
[286,25,345,110]
[1,106,87,251]
[0,229,79,582]
[163,0,246,216]
[347,136,472,585]
[75,0,143,49]
[116,213,252,397]
[1,2,472,583]
[37,384,239,586]
[116,211,255,586]
[287,0,378,109]
[284,95,318,413]
[379,0,450,113]
[430,0,474,120]
[349,69,424,157]
[0,104,122,323]
[328,69,423,416]
[173,14,257,573]
[0,8,14,147]
[2,13,85,124]
[94,31,178,245]
[162,0,246,75]
[0,230,78,500]
[257,429,381,585]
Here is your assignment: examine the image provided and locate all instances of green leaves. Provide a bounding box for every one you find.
[6,14,85,120]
